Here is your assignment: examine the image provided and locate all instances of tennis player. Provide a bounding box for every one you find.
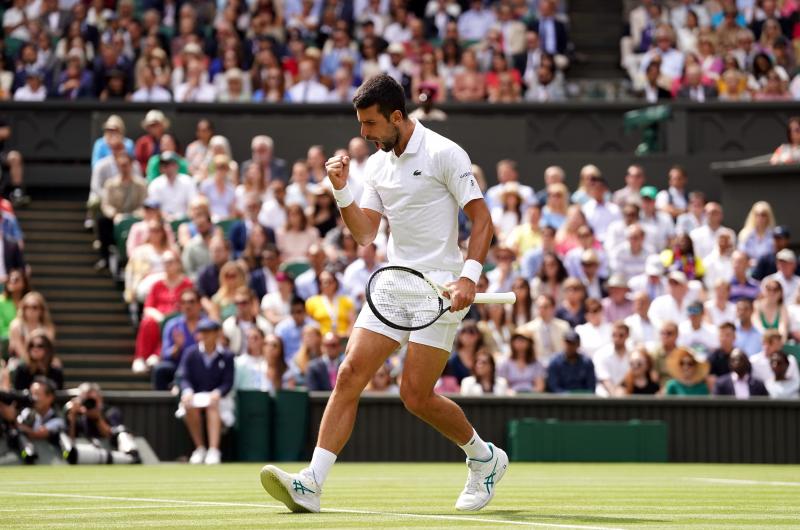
[260,74,508,513]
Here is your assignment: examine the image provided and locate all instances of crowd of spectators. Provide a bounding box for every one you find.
[623,0,800,102]
[86,109,800,406]
[0,0,573,104]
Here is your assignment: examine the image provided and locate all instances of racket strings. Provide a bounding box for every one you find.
[368,268,443,328]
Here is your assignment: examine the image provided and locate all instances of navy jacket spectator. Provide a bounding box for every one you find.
[196,263,222,298]
[3,236,24,274]
[177,343,235,397]
[547,352,596,393]
[306,355,343,391]
[713,373,769,397]
[249,267,277,302]
[229,221,276,258]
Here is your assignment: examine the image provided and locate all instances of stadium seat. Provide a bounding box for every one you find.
[113,216,142,265]
[215,218,237,239]
[280,260,311,280]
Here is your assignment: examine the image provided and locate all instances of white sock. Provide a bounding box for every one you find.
[306,446,337,487]
[460,429,492,461]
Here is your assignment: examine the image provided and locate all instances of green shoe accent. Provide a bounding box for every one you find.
[468,443,495,463]
[483,460,498,494]
[293,479,316,495]
[260,467,313,513]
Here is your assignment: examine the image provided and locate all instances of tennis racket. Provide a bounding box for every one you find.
[365,265,516,331]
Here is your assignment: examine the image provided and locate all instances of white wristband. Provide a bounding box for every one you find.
[460,259,483,284]
[332,183,354,208]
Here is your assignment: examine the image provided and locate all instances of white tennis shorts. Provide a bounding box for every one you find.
[354,270,470,352]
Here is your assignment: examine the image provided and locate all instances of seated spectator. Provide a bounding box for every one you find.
[135,110,169,170]
[241,135,288,185]
[131,64,172,102]
[677,63,719,101]
[177,318,235,465]
[91,116,134,170]
[234,327,270,392]
[124,220,174,304]
[524,64,566,102]
[478,303,514,357]
[764,350,800,398]
[518,294,569,367]
[217,68,251,103]
[713,350,769,398]
[753,279,789,340]
[275,297,314,364]
[13,68,47,101]
[602,274,634,323]
[287,58,329,103]
[641,60,672,102]
[497,332,545,393]
[509,278,534,328]
[147,151,197,221]
[766,249,799,303]
[751,329,800,383]
[575,298,612,359]
[182,214,218,282]
[261,272,294,328]
[13,377,65,447]
[663,347,711,396]
[452,48,487,102]
[199,155,237,222]
[56,51,95,99]
[625,291,657,347]
[152,289,203,391]
[676,190,706,237]
[734,298,762,357]
[95,151,147,270]
[342,243,382,311]
[0,269,29,348]
[461,349,510,396]
[303,268,356,338]
[689,202,731,261]
[277,204,320,262]
[730,251,761,302]
[660,233,704,281]
[12,331,63,391]
[705,280,737,327]
[265,334,291,392]
[581,176,621,245]
[640,25,685,89]
[8,292,55,366]
[125,199,176,261]
[649,321,680,384]
[530,252,568,307]
[752,225,792,281]
[593,321,632,397]
[770,116,800,165]
[222,287,272,356]
[486,245,519,295]
[186,119,214,178]
[230,194,277,260]
[648,271,692,330]
[555,278,586,329]
[622,347,660,395]
[546,330,596,394]
[707,322,737,383]
[678,302,720,357]
[446,321,483,385]
[541,182,569,230]
[365,361,399,394]
[132,250,193,374]
[564,226,609,281]
[305,332,343,391]
[259,180,289,231]
[579,249,606,300]
[174,58,217,102]
[702,231,735,291]
[239,228,273,275]
[208,261,248,322]
[737,201,776,262]
[639,186,675,250]
[609,224,649,282]
[144,134,189,183]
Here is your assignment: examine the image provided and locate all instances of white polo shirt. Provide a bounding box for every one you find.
[359,121,484,275]
[148,173,197,219]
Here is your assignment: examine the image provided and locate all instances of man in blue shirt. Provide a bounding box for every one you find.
[176,318,234,465]
[274,297,314,363]
[546,330,596,393]
[152,288,203,390]
[734,298,762,357]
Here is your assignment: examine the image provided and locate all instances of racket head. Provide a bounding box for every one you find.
[366,266,448,331]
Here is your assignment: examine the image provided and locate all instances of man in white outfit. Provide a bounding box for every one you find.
[260,75,507,513]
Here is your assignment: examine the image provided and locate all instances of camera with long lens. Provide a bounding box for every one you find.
[7,408,38,464]
[60,425,141,465]
[0,390,33,408]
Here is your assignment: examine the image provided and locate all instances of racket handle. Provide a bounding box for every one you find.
[473,292,516,304]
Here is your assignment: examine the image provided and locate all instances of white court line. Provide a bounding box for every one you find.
[2,491,624,530]
[687,477,800,487]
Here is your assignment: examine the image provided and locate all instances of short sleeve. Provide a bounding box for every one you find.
[358,176,384,214]
[440,145,484,209]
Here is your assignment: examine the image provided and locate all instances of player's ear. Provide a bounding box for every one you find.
[390,109,403,125]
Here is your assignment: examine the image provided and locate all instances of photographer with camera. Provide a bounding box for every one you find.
[62,382,140,465]
[0,377,63,463]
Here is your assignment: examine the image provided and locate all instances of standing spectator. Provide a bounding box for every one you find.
[148,152,196,221]
[764,351,800,398]
[713,350,769,398]
[134,110,169,170]
[663,347,710,396]
[546,330,596,394]
[497,332,545,394]
[737,201,776,262]
[177,318,235,466]
[132,250,193,373]
[622,347,660,395]
[305,332,343,391]
[593,321,632,397]
[461,350,510,396]
[222,287,272,356]
[11,331,63,391]
[152,289,203,391]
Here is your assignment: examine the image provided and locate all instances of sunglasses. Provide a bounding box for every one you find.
[23,305,42,310]
[679,360,696,367]
[30,343,47,349]
[235,300,250,306]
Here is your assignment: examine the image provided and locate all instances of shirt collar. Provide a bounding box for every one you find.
[732,372,749,383]
[394,119,424,158]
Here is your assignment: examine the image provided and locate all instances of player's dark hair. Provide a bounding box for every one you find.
[32,376,56,397]
[352,74,408,120]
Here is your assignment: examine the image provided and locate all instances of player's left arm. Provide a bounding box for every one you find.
[448,198,493,311]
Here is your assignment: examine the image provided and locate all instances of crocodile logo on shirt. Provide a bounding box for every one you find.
[413,169,422,176]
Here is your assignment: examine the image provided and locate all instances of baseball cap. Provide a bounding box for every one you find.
[160,151,178,164]
[580,249,599,264]
[387,43,405,55]
[196,318,222,332]
[640,186,658,200]
[564,329,581,344]
[143,198,161,210]
[777,248,796,262]
[645,254,664,276]
[667,271,688,284]
[773,225,791,239]
[687,301,704,315]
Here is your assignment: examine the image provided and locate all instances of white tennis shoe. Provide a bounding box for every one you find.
[260,465,321,513]
[455,443,509,511]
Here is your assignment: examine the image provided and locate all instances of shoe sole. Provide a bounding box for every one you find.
[456,454,509,512]
[260,465,315,513]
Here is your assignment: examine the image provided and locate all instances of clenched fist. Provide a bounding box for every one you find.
[325,155,350,189]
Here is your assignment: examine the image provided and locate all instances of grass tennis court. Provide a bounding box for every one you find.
[2,462,798,528]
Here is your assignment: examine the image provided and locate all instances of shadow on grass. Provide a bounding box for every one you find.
[449,510,668,525]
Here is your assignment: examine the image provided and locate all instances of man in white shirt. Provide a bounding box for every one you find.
[678,301,720,359]
[131,64,172,102]
[342,242,383,310]
[612,164,646,207]
[675,191,706,235]
[13,69,47,101]
[648,271,692,329]
[174,58,217,102]
[765,249,800,303]
[262,75,505,514]
[345,136,370,204]
[639,185,675,249]
[655,165,689,218]
[625,291,657,347]
[288,58,330,103]
[640,25,685,83]
[594,321,632,396]
[582,176,621,244]
[609,224,649,281]
[629,254,668,301]
[751,330,800,383]
[690,202,734,260]
[147,152,197,220]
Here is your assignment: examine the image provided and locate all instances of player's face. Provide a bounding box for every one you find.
[356,105,400,153]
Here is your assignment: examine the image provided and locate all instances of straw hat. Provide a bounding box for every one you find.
[666,347,709,385]
[141,109,170,130]
[102,114,126,135]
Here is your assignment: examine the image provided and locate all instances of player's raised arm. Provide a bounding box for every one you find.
[325,154,381,246]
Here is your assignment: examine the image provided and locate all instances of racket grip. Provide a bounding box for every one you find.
[473,292,516,304]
